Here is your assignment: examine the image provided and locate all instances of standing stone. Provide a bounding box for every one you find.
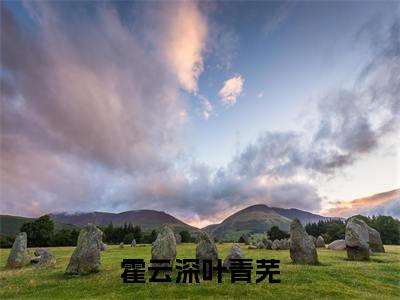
[290,219,318,264]
[36,249,56,269]
[223,244,245,270]
[175,234,182,244]
[196,232,218,272]
[131,239,136,247]
[310,235,317,246]
[65,224,103,275]
[271,239,281,250]
[151,227,177,268]
[316,236,326,248]
[327,239,346,250]
[367,226,385,253]
[345,217,370,260]
[119,242,124,248]
[6,232,31,268]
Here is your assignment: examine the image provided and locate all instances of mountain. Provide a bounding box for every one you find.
[270,207,338,224]
[50,210,198,233]
[0,215,79,237]
[203,204,336,241]
[203,205,292,241]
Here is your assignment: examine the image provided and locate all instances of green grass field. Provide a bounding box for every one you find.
[0,244,399,299]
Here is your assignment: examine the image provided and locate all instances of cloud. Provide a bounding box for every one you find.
[155,1,208,93]
[230,17,400,179]
[200,97,213,120]
[0,2,193,215]
[257,92,264,99]
[218,75,244,106]
[322,189,400,218]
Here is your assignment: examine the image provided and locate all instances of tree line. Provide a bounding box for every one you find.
[305,215,400,244]
[0,215,194,248]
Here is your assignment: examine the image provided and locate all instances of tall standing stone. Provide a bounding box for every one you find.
[131,239,136,247]
[223,244,244,270]
[151,227,177,268]
[367,226,385,253]
[6,232,31,268]
[290,219,318,264]
[65,224,103,275]
[345,217,370,260]
[196,232,218,272]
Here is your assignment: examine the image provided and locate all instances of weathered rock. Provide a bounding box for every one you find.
[119,242,124,248]
[100,242,107,251]
[151,227,177,268]
[264,239,273,249]
[36,249,56,269]
[345,217,370,260]
[65,224,103,275]
[131,239,136,247]
[316,236,325,248]
[175,234,182,244]
[271,239,281,250]
[196,232,218,272]
[223,244,245,270]
[327,239,346,250]
[367,226,385,253]
[6,232,31,268]
[290,219,318,264]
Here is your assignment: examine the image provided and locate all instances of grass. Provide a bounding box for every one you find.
[0,244,399,299]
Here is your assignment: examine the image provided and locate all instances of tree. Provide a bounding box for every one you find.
[267,226,289,240]
[20,215,54,247]
[123,233,135,244]
[372,216,399,245]
[132,226,143,243]
[179,230,191,243]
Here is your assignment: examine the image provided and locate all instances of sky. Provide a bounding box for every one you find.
[1,0,399,227]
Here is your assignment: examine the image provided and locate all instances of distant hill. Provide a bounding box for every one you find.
[203,204,336,241]
[0,215,79,237]
[270,207,338,224]
[203,205,292,241]
[50,210,198,234]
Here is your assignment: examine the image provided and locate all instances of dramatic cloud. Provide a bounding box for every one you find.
[322,189,400,218]
[156,1,208,93]
[230,18,400,179]
[218,75,244,106]
[0,2,203,216]
[1,2,398,226]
